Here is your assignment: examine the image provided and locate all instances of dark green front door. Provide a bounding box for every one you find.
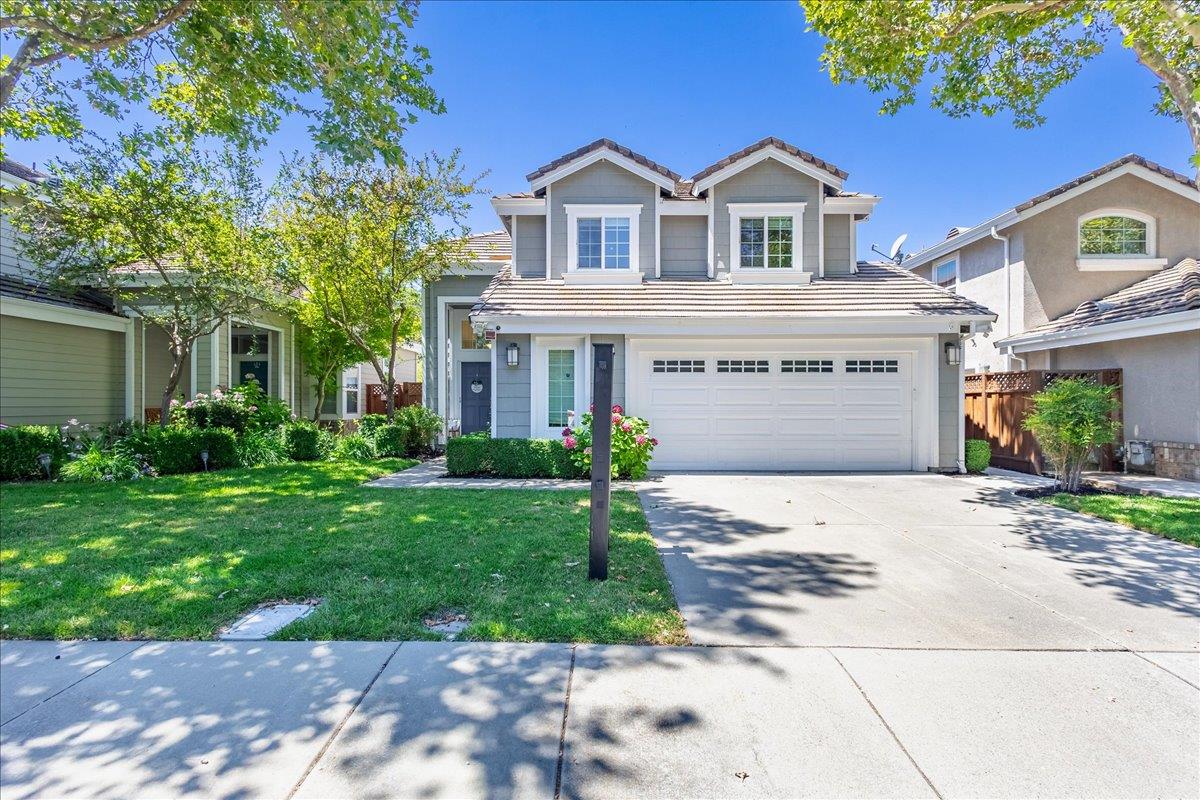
[241,360,269,394]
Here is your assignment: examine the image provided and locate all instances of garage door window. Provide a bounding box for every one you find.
[653,359,705,373]
[846,359,898,374]
[717,359,770,373]
[781,359,833,373]
[547,349,575,426]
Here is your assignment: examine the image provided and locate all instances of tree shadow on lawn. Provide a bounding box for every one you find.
[966,487,1200,620]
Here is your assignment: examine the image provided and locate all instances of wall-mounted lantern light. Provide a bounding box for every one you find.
[506,341,520,368]
[944,340,961,366]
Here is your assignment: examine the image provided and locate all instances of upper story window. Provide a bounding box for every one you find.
[1075,208,1164,271]
[564,203,642,282]
[727,203,806,282]
[740,216,793,269]
[933,257,957,288]
[578,216,630,269]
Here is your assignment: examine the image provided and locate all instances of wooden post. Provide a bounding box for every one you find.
[589,343,614,581]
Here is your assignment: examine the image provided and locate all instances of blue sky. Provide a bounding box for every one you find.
[5,0,1192,257]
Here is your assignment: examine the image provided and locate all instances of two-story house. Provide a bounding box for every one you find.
[903,155,1200,479]
[424,138,995,472]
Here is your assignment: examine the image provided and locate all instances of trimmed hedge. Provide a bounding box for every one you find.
[282,422,325,461]
[965,438,992,474]
[373,424,407,458]
[0,425,67,480]
[121,427,239,475]
[446,436,581,478]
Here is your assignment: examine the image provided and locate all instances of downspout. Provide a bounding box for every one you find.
[990,226,1011,370]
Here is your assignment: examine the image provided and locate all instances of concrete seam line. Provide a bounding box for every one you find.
[0,641,150,729]
[286,641,404,800]
[1130,651,1200,691]
[553,644,578,800]
[813,489,1131,651]
[829,649,944,799]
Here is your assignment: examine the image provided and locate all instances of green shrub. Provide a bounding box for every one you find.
[356,414,388,439]
[173,378,292,434]
[373,424,407,457]
[394,405,443,455]
[119,427,238,475]
[446,436,580,478]
[964,439,991,473]
[283,421,324,461]
[561,405,658,479]
[0,425,67,480]
[236,429,288,467]
[1024,377,1121,492]
[60,444,143,482]
[333,432,376,461]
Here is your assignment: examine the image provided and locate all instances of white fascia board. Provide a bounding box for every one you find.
[529,149,677,193]
[692,148,846,194]
[1,295,131,331]
[659,199,712,215]
[491,197,546,216]
[903,209,1019,270]
[1000,309,1200,353]
[823,196,880,216]
[480,313,992,337]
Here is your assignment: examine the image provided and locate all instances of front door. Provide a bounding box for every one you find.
[460,361,491,434]
[241,360,270,394]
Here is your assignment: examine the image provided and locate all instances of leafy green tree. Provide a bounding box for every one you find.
[1,0,443,162]
[1023,377,1122,492]
[800,1,1200,168]
[273,153,479,420]
[9,131,279,425]
[294,299,367,421]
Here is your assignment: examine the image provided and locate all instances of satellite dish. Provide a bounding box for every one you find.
[888,233,908,260]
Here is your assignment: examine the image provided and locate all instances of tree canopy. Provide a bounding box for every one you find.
[1,0,443,162]
[800,0,1200,168]
[273,152,479,419]
[9,131,279,423]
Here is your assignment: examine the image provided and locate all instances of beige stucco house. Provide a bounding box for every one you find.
[904,155,1200,479]
[1,159,309,427]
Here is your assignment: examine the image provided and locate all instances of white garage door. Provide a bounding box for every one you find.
[640,347,915,471]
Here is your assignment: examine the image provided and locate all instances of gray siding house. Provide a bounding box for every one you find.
[425,138,995,472]
[903,155,1200,479]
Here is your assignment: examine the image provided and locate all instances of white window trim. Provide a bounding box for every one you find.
[728,202,807,273]
[529,335,586,440]
[1075,208,1164,270]
[564,203,642,275]
[933,253,959,288]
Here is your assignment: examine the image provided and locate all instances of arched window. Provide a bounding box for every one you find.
[1078,209,1155,258]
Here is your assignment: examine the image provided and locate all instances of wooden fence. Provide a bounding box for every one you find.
[964,369,1122,474]
[365,382,423,415]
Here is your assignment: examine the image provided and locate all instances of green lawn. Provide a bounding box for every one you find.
[0,460,686,644]
[1042,493,1200,547]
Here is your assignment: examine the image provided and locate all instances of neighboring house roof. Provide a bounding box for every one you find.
[0,159,49,185]
[903,154,1200,270]
[691,136,848,183]
[998,258,1200,351]
[0,275,118,315]
[472,262,993,320]
[466,230,511,261]
[525,138,681,183]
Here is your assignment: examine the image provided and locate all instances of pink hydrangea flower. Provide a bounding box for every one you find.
[563,436,577,450]
[621,421,633,433]
[249,405,258,412]
[583,446,592,455]
[611,413,622,424]
[611,404,623,415]
[650,437,659,446]
[635,434,647,446]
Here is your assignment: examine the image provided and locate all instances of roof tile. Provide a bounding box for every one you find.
[692,137,849,183]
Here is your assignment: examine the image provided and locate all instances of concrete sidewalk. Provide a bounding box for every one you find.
[2,639,1197,799]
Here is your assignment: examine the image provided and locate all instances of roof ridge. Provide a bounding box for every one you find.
[524,139,681,183]
[691,137,849,183]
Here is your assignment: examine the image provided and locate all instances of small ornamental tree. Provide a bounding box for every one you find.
[9,131,278,426]
[1023,378,1121,492]
[294,299,367,421]
[274,153,479,420]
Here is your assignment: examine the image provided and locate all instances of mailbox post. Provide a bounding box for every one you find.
[589,343,614,581]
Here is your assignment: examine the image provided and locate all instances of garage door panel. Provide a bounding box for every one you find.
[641,348,916,471]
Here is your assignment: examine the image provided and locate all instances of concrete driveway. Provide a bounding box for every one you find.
[639,471,1200,652]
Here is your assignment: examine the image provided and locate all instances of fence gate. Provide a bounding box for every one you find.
[365,382,423,415]
[963,370,1122,474]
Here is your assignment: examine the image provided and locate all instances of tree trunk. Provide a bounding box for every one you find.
[159,345,190,428]
[311,363,336,422]
[385,334,398,421]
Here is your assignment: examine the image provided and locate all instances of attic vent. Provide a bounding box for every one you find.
[945,226,970,239]
[1074,300,1100,317]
